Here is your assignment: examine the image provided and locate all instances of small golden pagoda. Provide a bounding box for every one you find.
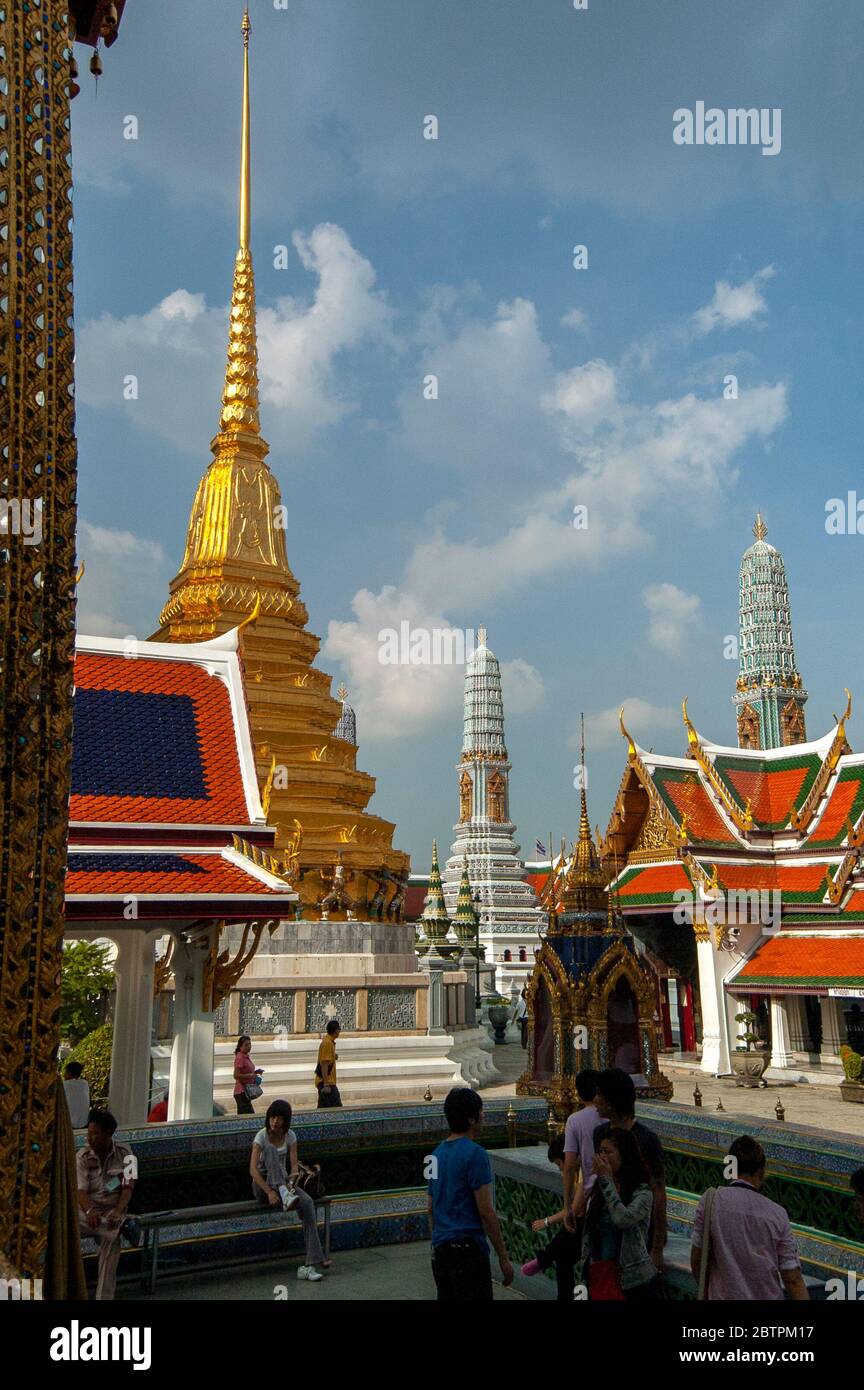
[518,724,671,1117]
[154,9,408,917]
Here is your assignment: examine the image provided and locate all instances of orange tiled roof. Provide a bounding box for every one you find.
[738,934,864,986]
[617,862,692,903]
[654,771,737,844]
[809,766,864,847]
[722,765,810,828]
[714,862,829,895]
[71,652,249,825]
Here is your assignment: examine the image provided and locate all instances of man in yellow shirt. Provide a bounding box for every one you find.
[316,1019,342,1108]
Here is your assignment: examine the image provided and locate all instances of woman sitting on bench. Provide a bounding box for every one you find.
[250,1100,330,1283]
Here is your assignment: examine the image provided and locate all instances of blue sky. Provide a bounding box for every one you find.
[71,0,864,866]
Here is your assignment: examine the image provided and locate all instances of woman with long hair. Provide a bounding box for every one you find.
[578,1124,658,1300]
[249,1100,329,1282]
[233,1035,261,1116]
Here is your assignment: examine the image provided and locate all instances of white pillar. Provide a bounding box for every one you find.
[168,932,217,1121]
[108,931,156,1127]
[820,996,842,1060]
[696,937,732,1075]
[769,995,794,1068]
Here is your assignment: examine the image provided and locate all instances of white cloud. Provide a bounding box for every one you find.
[323,588,543,741]
[76,224,394,456]
[542,359,618,435]
[642,582,702,657]
[500,659,546,716]
[76,522,168,637]
[691,266,776,336]
[581,699,680,751]
[561,307,589,332]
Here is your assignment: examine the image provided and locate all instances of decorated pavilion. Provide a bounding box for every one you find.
[604,519,864,1077]
[518,737,671,1117]
[66,628,299,1125]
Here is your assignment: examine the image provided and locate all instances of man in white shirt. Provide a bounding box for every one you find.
[562,1069,605,1232]
[63,1061,91,1129]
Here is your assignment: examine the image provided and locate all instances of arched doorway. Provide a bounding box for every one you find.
[607,976,641,1074]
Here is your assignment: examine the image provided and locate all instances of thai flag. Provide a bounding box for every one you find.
[535,839,546,857]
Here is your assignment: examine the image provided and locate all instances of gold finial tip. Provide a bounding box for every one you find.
[753,512,768,542]
[477,624,487,648]
[242,6,251,38]
[336,683,349,702]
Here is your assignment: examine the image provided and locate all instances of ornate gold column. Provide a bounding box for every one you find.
[0,3,78,1280]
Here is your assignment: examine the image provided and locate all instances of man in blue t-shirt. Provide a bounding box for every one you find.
[427,1087,514,1300]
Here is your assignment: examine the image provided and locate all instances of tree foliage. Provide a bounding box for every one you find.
[65,1023,114,1103]
[60,939,114,1044]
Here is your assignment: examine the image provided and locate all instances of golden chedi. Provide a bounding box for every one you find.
[154,10,408,917]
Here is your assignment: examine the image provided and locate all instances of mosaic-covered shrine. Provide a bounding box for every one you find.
[517,752,671,1117]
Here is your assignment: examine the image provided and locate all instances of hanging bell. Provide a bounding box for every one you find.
[90,49,103,79]
[100,2,119,37]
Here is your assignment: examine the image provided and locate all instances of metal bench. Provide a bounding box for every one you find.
[138,1196,332,1294]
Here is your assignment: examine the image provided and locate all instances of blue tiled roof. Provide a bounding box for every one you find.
[71,689,209,800]
[66,854,206,875]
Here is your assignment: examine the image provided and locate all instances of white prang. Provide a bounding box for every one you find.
[442,627,545,996]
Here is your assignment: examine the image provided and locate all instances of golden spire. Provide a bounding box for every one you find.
[158,2,300,635]
[575,717,594,867]
[557,714,607,922]
[219,3,261,440]
[753,512,768,542]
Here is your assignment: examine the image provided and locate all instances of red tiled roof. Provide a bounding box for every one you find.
[738,934,864,986]
[65,851,284,897]
[525,871,550,896]
[71,653,249,825]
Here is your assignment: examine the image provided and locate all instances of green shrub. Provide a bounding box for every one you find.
[65,1022,113,1103]
[840,1044,863,1083]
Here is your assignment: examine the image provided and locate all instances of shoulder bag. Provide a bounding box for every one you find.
[697,1187,716,1300]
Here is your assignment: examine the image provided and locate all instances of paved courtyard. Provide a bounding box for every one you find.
[481,1040,862,1137]
[123,1239,525,1302]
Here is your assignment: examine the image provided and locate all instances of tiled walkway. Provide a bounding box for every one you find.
[123,1239,525,1302]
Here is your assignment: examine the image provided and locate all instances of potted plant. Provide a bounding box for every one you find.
[839,1044,864,1104]
[485,995,512,1045]
[731,1010,771,1087]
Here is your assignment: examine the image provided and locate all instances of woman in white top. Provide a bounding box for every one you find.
[249,1099,328,1282]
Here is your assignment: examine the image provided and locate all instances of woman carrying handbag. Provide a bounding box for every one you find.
[576,1126,659,1300]
[233,1035,263,1115]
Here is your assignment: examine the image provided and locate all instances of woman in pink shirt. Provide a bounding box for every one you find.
[233,1035,261,1115]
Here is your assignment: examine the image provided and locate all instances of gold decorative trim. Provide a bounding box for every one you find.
[682,699,752,833]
